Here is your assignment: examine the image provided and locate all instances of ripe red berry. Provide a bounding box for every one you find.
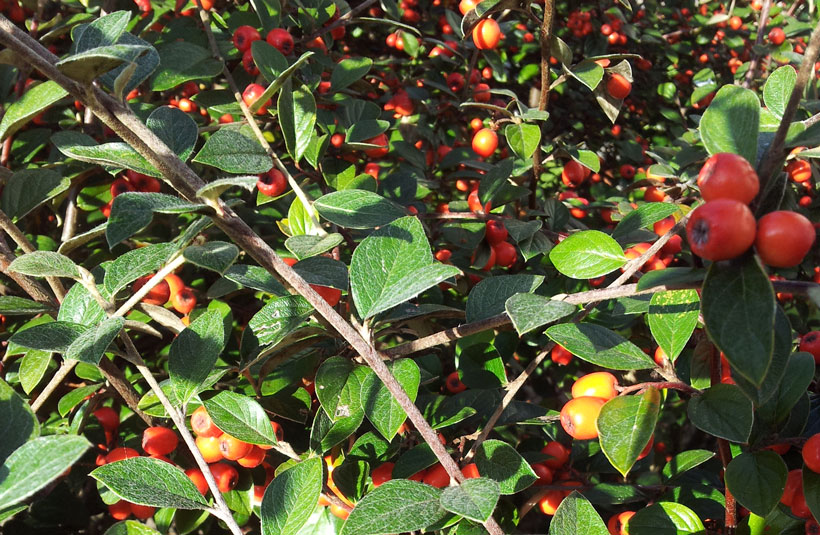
[233,25,261,53]
[462,463,480,479]
[93,406,120,431]
[105,447,140,464]
[132,276,171,306]
[561,160,589,187]
[191,406,222,437]
[755,210,815,268]
[800,331,820,363]
[172,286,197,315]
[550,344,573,366]
[697,153,759,204]
[266,28,294,55]
[803,434,820,473]
[422,463,450,488]
[541,441,570,469]
[364,133,389,158]
[769,27,786,45]
[685,199,756,261]
[311,285,342,307]
[130,503,156,520]
[108,500,132,520]
[493,241,517,268]
[371,462,395,487]
[257,169,288,197]
[110,178,135,198]
[218,434,253,460]
[606,73,632,99]
[185,467,209,495]
[445,371,467,393]
[242,83,271,115]
[484,220,508,244]
[142,427,179,456]
[209,462,239,493]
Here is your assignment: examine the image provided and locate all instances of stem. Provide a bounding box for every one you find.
[531,0,556,209]
[742,0,772,88]
[119,333,243,535]
[0,234,57,306]
[617,381,701,396]
[756,18,820,192]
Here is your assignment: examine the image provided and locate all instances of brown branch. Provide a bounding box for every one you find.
[0,234,57,306]
[530,0,555,209]
[617,381,701,396]
[300,0,378,43]
[743,0,772,88]
[98,357,153,426]
[757,18,820,193]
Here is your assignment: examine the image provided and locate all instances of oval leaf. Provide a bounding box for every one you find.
[598,387,661,476]
[340,479,446,535]
[314,190,406,229]
[203,390,277,446]
[549,491,609,535]
[261,457,323,535]
[473,439,537,495]
[549,230,627,279]
[91,457,209,510]
[546,323,657,370]
[505,293,576,336]
[687,384,753,443]
[647,290,700,362]
[724,451,787,516]
[440,478,500,523]
[628,502,706,535]
[699,84,760,166]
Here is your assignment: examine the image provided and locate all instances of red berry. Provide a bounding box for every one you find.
[685,199,756,261]
[257,169,288,197]
[755,210,815,268]
[233,25,261,53]
[697,153,759,204]
[266,28,294,55]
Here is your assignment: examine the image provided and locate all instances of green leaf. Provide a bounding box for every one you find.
[549,230,627,279]
[702,257,775,386]
[350,216,461,319]
[803,468,820,522]
[104,520,163,535]
[105,192,206,247]
[314,190,406,229]
[261,457,323,535]
[278,79,316,162]
[169,310,226,406]
[598,387,661,476]
[193,125,273,174]
[8,321,86,352]
[570,60,605,91]
[504,293,576,336]
[144,106,198,163]
[58,282,106,326]
[310,403,365,453]
[19,350,52,395]
[184,241,239,274]
[762,66,796,118]
[627,502,706,535]
[104,242,177,296]
[504,123,541,160]
[0,81,68,141]
[250,0,281,34]
[240,295,313,361]
[196,175,259,200]
[315,357,365,422]
[286,234,344,260]
[548,491,609,535]
[292,257,348,290]
[252,40,288,83]
[340,479,446,535]
[203,391,278,446]
[687,384,753,443]
[636,267,706,291]
[249,51,314,114]
[9,251,80,279]
[0,296,52,315]
[473,439,537,495]
[330,57,373,91]
[52,131,158,177]
[0,378,39,463]
[151,41,223,91]
[661,450,715,483]
[611,203,680,241]
[724,451,787,516]
[57,43,150,83]
[223,264,287,296]
[91,457,209,510]
[58,383,101,417]
[1,168,70,221]
[440,478,500,523]
[647,290,700,362]
[362,359,420,440]
[0,435,90,510]
[465,274,543,323]
[699,84,760,165]
[65,317,124,365]
[545,323,657,370]
[757,352,815,423]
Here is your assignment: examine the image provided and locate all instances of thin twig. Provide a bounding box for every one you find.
[743,0,772,88]
[0,208,66,301]
[531,0,555,208]
[300,0,378,42]
[30,359,75,412]
[0,234,57,306]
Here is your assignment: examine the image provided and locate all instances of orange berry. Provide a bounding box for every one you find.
[130,503,156,520]
[607,511,635,535]
[171,286,197,314]
[541,441,570,469]
[560,396,606,440]
[105,447,140,464]
[803,434,820,473]
[372,462,395,487]
[196,435,224,463]
[191,406,222,437]
[185,467,209,495]
[571,372,619,401]
[462,463,480,479]
[218,434,253,461]
[142,426,179,456]
[108,500,132,520]
[237,445,266,468]
[538,490,565,515]
[422,463,450,488]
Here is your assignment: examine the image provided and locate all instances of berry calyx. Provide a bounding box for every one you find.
[685,199,756,261]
